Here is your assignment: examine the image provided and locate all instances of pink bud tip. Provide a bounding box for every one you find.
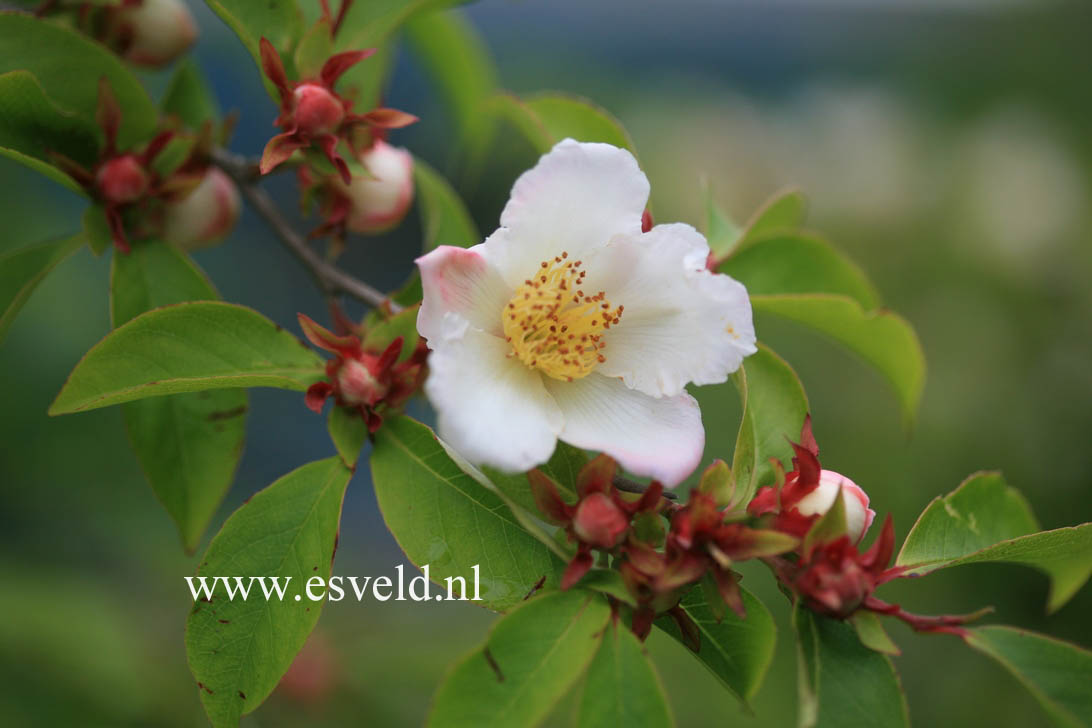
[293,84,345,137]
[794,470,876,543]
[95,155,149,204]
[339,141,415,234]
[572,492,629,549]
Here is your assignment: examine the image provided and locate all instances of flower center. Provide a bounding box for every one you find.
[502,252,623,382]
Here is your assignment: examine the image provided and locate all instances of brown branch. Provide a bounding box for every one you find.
[613,475,678,501]
[210,147,401,312]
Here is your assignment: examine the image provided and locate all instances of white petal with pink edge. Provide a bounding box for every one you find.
[794,469,877,542]
[416,245,512,340]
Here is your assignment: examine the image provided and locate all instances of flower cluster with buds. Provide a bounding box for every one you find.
[298,314,429,433]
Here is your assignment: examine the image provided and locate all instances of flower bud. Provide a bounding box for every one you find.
[292,84,345,136]
[793,470,876,543]
[107,0,198,68]
[336,358,388,407]
[163,169,240,250]
[572,492,629,549]
[339,141,414,234]
[96,155,149,204]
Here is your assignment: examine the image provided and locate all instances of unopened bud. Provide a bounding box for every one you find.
[107,0,197,68]
[163,169,240,250]
[340,141,414,234]
[96,155,149,204]
[794,470,875,543]
[573,492,629,549]
[293,84,345,136]
[336,358,386,407]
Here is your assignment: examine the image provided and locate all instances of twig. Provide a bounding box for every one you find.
[613,475,678,501]
[210,147,401,312]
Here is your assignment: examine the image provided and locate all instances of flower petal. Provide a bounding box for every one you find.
[544,373,704,487]
[426,316,562,473]
[416,245,512,341]
[584,223,757,397]
[483,139,649,285]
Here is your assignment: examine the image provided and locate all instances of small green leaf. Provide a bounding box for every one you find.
[718,232,879,309]
[49,302,324,415]
[750,294,924,426]
[83,205,113,256]
[149,135,197,180]
[0,70,102,175]
[736,188,808,251]
[362,303,421,364]
[704,182,742,261]
[524,93,638,153]
[293,18,334,80]
[162,59,220,129]
[204,0,303,80]
[655,584,776,705]
[964,626,1092,728]
[328,406,368,468]
[0,13,157,148]
[577,568,636,607]
[731,343,810,506]
[414,155,480,250]
[186,457,353,728]
[427,590,611,728]
[850,611,900,656]
[0,234,82,346]
[578,620,674,728]
[370,415,563,611]
[794,605,910,728]
[110,243,246,553]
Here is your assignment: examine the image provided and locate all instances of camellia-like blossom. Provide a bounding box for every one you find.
[416,139,756,486]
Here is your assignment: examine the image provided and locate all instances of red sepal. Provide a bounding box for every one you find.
[305,381,334,412]
[259,37,292,106]
[561,546,594,590]
[260,132,305,175]
[320,49,375,87]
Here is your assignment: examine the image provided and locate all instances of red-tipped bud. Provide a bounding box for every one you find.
[163,168,240,250]
[336,358,388,407]
[96,155,149,204]
[338,141,414,234]
[293,84,345,136]
[106,0,197,68]
[794,470,875,543]
[572,492,629,549]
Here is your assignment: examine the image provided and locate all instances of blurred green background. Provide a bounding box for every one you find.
[1,0,1090,726]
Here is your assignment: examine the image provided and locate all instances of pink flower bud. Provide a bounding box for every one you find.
[793,470,876,543]
[163,169,240,250]
[339,141,414,234]
[336,358,387,407]
[107,0,197,68]
[96,155,149,204]
[292,84,345,136]
[572,492,629,549]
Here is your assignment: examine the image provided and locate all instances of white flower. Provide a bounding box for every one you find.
[794,470,876,543]
[416,139,756,486]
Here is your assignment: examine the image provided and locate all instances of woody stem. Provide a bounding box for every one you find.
[612,475,678,501]
[210,147,402,312]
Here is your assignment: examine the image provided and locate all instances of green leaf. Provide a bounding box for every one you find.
[362,303,421,364]
[964,626,1092,728]
[370,415,563,611]
[0,70,102,176]
[897,471,1040,573]
[413,155,480,250]
[111,243,246,553]
[427,589,611,728]
[850,611,900,656]
[524,93,637,153]
[328,405,368,468]
[0,13,157,149]
[718,232,879,309]
[736,188,808,251]
[83,205,113,256]
[203,0,303,77]
[482,93,554,153]
[578,620,674,728]
[794,605,910,728]
[293,18,334,80]
[731,343,810,506]
[483,442,585,516]
[186,457,353,728]
[703,182,742,261]
[148,135,197,180]
[655,584,776,705]
[49,302,324,415]
[750,294,925,426]
[162,59,220,130]
[0,234,82,346]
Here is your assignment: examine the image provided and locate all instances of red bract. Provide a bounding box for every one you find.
[259,38,418,185]
[298,314,428,433]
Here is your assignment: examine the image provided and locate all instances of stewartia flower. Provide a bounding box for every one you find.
[298,314,428,433]
[163,168,240,250]
[100,0,198,68]
[748,416,876,542]
[258,38,417,184]
[416,139,757,485]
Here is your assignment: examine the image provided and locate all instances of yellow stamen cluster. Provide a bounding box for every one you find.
[503,252,624,382]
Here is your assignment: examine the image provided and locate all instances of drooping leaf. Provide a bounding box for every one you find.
[750,294,925,426]
[49,302,324,414]
[718,232,879,309]
[964,626,1092,728]
[731,343,810,506]
[0,234,82,346]
[186,457,353,728]
[203,0,303,78]
[328,405,368,468]
[111,243,246,553]
[794,605,910,728]
[370,415,562,611]
[655,583,776,705]
[414,155,480,250]
[578,620,674,728]
[427,589,611,728]
[162,59,220,130]
[0,13,157,148]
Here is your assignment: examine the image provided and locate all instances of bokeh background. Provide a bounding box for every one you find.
[2,0,1090,725]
